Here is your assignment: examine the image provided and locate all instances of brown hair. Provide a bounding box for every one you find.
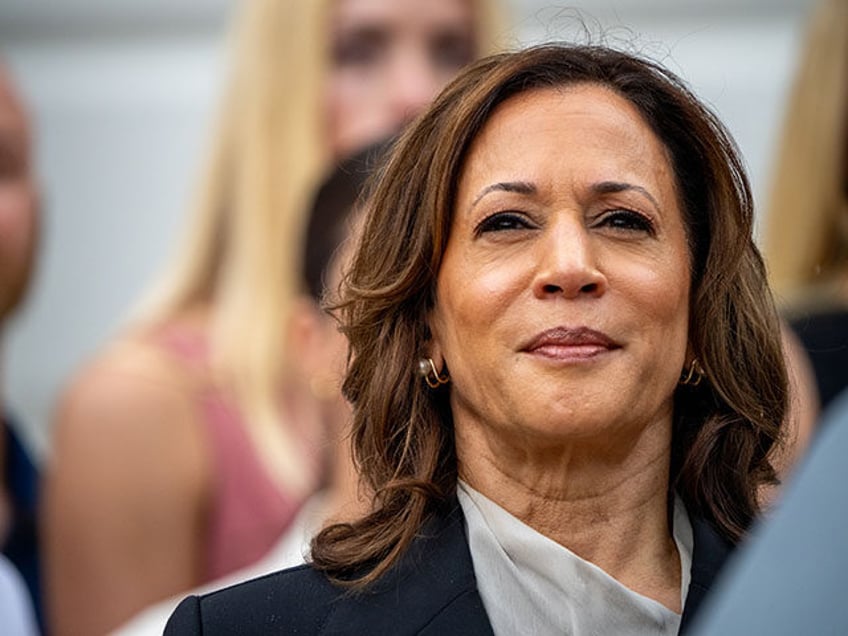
[313,43,788,586]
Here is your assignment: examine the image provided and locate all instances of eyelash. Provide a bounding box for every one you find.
[474,209,656,237]
[596,209,656,235]
[474,212,532,236]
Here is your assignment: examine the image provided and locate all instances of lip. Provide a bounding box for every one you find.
[520,326,621,361]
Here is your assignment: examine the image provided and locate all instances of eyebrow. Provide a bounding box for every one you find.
[471,181,537,208]
[469,179,663,213]
[592,181,661,211]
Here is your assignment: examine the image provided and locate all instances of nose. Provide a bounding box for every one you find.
[389,51,440,125]
[532,220,607,299]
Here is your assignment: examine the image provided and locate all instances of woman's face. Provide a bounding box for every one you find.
[0,65,38,321]
[326,0,476,159]
[429,85,692,448]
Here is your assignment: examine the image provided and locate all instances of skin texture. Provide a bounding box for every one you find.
[326,0,475,159]
[428,85,692,611]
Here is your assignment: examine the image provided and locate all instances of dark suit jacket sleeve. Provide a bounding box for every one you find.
[162,564,355,634]
[165,596,203,635]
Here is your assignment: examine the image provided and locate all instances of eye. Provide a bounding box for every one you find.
[332,30,387,68]
[596,209,655,235]
[474,211,533,236]
[430,33,474,71]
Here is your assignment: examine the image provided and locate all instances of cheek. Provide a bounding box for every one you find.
[325,74,358,150]
[640,267,688,317]
[327,70,364,117]
[620,255,691,358]
[434,255,525,358]
[325,71,393,159]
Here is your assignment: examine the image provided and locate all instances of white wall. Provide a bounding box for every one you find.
[1,0,813,457]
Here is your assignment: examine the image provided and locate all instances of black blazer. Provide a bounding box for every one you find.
[165,497,732,635]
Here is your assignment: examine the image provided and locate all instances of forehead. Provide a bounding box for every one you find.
[467,83,666,163]
[456,84,676,202]
[330,0,473,30]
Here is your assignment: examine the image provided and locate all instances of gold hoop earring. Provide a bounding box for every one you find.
[417,358,450,388]
[680,358,705,386]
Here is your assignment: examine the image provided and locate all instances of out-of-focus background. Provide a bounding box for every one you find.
[0,0,813,457]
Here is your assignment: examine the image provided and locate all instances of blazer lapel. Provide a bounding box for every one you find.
[321,499,494,636]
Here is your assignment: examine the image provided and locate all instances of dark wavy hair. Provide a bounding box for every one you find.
[312,43,788,586]
[303,139,392,301]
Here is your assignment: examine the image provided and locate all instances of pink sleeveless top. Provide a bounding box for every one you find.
[155,326,323,582]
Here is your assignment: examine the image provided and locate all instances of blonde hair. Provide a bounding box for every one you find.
[138,0,510,488]
[764,0,848,301]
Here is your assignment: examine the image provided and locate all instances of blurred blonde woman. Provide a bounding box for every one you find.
[764,0,848,411]
[43,1,508,634]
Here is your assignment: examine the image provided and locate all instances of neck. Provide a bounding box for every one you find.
[456,417,682,611]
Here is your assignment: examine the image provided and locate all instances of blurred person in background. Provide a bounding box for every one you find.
[688,387,848,636]
[42,0,508,634]
[0,61,42,633]
[112,137,391,635]
[764,0,848,415]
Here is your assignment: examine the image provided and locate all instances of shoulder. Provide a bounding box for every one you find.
[165,565,343,635]
[55,329,201,444]
[62,322,200,405]
[165,499,494,636]
[50,329,209,506]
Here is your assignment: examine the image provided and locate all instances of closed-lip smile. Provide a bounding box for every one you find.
[521,326,621,361]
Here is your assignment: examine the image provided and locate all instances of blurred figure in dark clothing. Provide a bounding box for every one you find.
[0,60,43,632]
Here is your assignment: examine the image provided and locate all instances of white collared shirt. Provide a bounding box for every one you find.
[457,480,693,636]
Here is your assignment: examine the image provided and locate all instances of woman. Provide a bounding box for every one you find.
[764,0,848,413]
[165,43,788,635]
[0,60,42,632]
[110,140,393,636]
[43,1,507,634]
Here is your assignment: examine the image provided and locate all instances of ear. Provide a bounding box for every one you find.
[286,296,326,377]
